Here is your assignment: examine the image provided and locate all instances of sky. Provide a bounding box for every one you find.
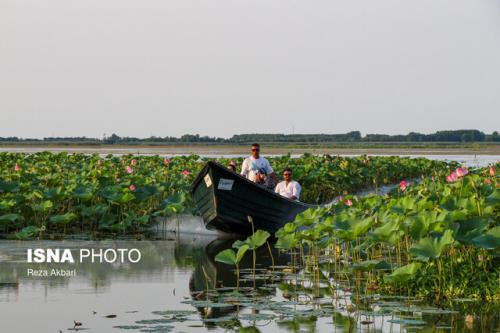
[1,0,499,139]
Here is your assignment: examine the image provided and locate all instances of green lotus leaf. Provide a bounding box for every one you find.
[283,222,297,233]
[388,319,426,325]
[370,219,403,246]
[485,189,500,205]
[102,188,122,202]
[134,185,160,201]
[233,230,270,250]
[98,214,117,229]
[275,234,297,250]
[118,192,135,204]
[471,227,500,249]
[43,187,64,200]
[81,203,108,217]
[72,186,94,201]
[352,259,391,271]
[239,326,263,333]
[236,244,250,263]
[137,215,150,225]
[383,262,422,284]
[161,192,185,207]
[33,200,53,213]
[454,217,488,245]
[12,225,41,240]
[294,208,320,226]
[49,212,77,225]
[215,249,237,265]
[246,230,271,249]
[0,180,20,193]
[0,213,23,223]
[232,239,247,249]
[335,216,373,241]
[410,229,454,261]
[351,217,373,238]
[0,199,16,210]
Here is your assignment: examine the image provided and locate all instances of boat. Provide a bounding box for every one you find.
[191,161,314,235]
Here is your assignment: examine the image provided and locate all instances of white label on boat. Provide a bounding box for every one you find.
[218,179,234,191]
[204,174,212,187]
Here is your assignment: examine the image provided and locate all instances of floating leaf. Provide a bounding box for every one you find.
[388,318,426,325]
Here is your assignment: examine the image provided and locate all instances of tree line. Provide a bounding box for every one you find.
[1,130,499,144]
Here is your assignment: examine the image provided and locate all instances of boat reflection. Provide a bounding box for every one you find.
[189,239,291,321]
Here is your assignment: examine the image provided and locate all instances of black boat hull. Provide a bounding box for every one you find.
[191,161,313,235]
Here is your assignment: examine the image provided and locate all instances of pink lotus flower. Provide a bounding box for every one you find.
[344,199,353,207]
[14,164,21,171]
[485,178,492,185]
[181,170,190,176]
[126,166,134,174]
[446,171,458,183]
[129,184,136,191]
[163,158,170,165]
[399,180,409,191]
[455,167,468,177]
[490,165,496,176]
[130,159,137,166]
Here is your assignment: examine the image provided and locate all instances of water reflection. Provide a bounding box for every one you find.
[189,239,291,322]
[0,238,499,333]
[0,239,208,291]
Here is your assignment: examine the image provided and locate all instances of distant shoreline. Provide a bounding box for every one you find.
[1,144,499,155]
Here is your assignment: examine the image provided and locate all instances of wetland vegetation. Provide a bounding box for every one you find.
[270,164,499,301]
[1,151,499,332]
[0,152,454,239]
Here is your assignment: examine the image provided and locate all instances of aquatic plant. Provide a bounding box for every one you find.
[0,152,454,238]
[275,164,500,301]
[214,244,249,289]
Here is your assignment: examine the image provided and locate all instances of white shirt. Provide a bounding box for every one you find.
[240,156,274,182]
[275,180,301,200]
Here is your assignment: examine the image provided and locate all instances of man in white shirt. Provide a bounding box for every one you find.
[275,168,301,201]
[240,143,277,185]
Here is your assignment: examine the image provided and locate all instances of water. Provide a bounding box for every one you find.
[1,236,499,333]
[0,146,498,167]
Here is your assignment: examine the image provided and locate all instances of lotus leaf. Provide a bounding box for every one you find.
[384,263,422,284]
[410,230,454,261]
[471,227,500,249]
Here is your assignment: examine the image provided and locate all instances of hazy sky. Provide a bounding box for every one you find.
[1,0,499,138]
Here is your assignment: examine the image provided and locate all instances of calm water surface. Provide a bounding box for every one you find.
[0,146,498,167]
[1,237,499,333]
